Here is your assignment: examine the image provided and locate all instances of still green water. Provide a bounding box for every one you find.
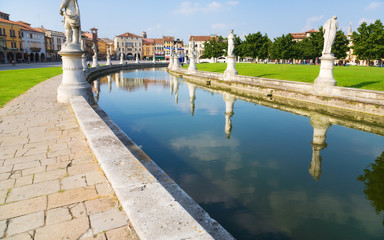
[92,68,384,240]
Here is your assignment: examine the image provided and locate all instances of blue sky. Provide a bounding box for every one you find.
[2,0,384,42]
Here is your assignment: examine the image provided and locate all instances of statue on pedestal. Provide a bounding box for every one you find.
[227,29,235,57]
[322,16,338,56]
[60,0,81,45]
[92,43,98,57]
[106,46,111,66]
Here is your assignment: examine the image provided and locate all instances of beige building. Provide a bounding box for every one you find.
[188,35,218,57]
[290,29,319,42]
[114,32,142,60]
[142,38,155,60]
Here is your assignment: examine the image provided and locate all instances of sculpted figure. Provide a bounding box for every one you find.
[107,47,111,56]
[190,39,196,58]
[227,30,234,57]
[322,16,338,55]
[60,0,81,45]
[92,43,98,57]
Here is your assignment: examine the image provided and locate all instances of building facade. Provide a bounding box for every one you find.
[189,35,218,58]
[142,38,155,60]
[163,36,174,60]
[37,28,65,62]
[0,17,23,63]
[114,32,142,60]
[154,38,164,60]
[290,29,319,42]
[17,21,46,62]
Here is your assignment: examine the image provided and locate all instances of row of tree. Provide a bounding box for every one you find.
[201,19,384,66]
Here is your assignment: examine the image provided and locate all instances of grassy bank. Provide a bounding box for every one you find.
[0,67,63,107]
[183,63,384,91]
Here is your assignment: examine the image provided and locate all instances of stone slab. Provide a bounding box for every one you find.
[7,211,45,236]
[0,196,46,220]
[90,208,128,234]
[7,180,59,203]
[35,217,89,240]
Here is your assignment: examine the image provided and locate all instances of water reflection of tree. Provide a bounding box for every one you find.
[358,152,384,225]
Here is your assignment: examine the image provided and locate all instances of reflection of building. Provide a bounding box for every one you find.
[309,114,331,181]
[114,32,142,61]
[223,93,236,139]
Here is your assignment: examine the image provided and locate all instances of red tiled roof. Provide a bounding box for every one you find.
[189,35,218,42]
[306,29,320,33]
[143,38,155,44]
[116,32,141,38]
[82,32,93,39]
[154,38,163,44]
[163,36,174,42]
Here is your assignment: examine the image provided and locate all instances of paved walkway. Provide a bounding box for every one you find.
[0,75,138,240]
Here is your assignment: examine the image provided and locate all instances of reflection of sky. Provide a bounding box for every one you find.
[96,68,384,240]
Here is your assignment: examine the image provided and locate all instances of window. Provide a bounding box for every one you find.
[3,29,6,36]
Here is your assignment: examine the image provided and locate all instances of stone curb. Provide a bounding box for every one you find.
[70,96,234,240]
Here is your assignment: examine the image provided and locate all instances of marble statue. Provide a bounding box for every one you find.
[190,39,196,58]
[106,46,112,66]
[120,52,124,64]
[227,29,235,57]
[322,16,338,56]
[60,0,81,45]
[92,43,97,57]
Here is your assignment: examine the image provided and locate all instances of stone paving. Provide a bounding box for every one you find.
[0,75,138,240]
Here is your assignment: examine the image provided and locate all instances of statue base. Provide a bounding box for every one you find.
[168,57,174,69]
[314,54,337,95]
[57,47,94,105]
[106,58,112,66]
[92,56,99,68]
[171,56,180,70]
[224,56,238,81]
[188,58,197,73]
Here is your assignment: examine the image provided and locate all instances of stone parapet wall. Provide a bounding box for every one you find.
[170,68,384,117]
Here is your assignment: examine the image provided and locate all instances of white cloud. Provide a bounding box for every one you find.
[365,1,384,10]
[204,2,223,12]
[174,1,200,15]
[301,15,324,32]
[226,1,240,6]
[212,23,227,30]
[358,17,375,25]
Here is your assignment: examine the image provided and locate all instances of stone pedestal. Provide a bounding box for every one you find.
[106,56,112,66]
[135,57,139,63]
[188,58,197,74]
[57,45,94,104]
[168,57,174,69]
[224,56,238,81]
[92,56,99,68]
[314,54,337,94]
[171,56,180,70]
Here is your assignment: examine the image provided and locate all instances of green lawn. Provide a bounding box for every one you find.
[183,63,384,91]
[0,67,63,108]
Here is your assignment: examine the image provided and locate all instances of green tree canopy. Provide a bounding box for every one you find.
[351,20,384,66]
[358,152,384,225]
[242,32,271,60]
[201,36,226,59]
[270,34,297,60]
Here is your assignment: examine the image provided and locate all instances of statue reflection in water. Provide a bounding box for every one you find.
[107,74,112,93]
[223,93,236,139]
[92,78,101,103]
[309,113,331,181]
[169,75,179,104]
[187,83,196,116]
[358,151,384,226]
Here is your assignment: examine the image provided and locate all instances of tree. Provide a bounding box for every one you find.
[242,32,271,60]
[352,20,384,66]
[201,36,226,59]
[233,35,244,58]
[358,152,384,225]
[295,27,350,61]
[270,34,296,61]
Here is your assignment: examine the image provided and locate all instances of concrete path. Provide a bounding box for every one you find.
[0,75,138,240]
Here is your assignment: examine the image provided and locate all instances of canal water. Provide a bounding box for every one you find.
[92,68,384,240]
